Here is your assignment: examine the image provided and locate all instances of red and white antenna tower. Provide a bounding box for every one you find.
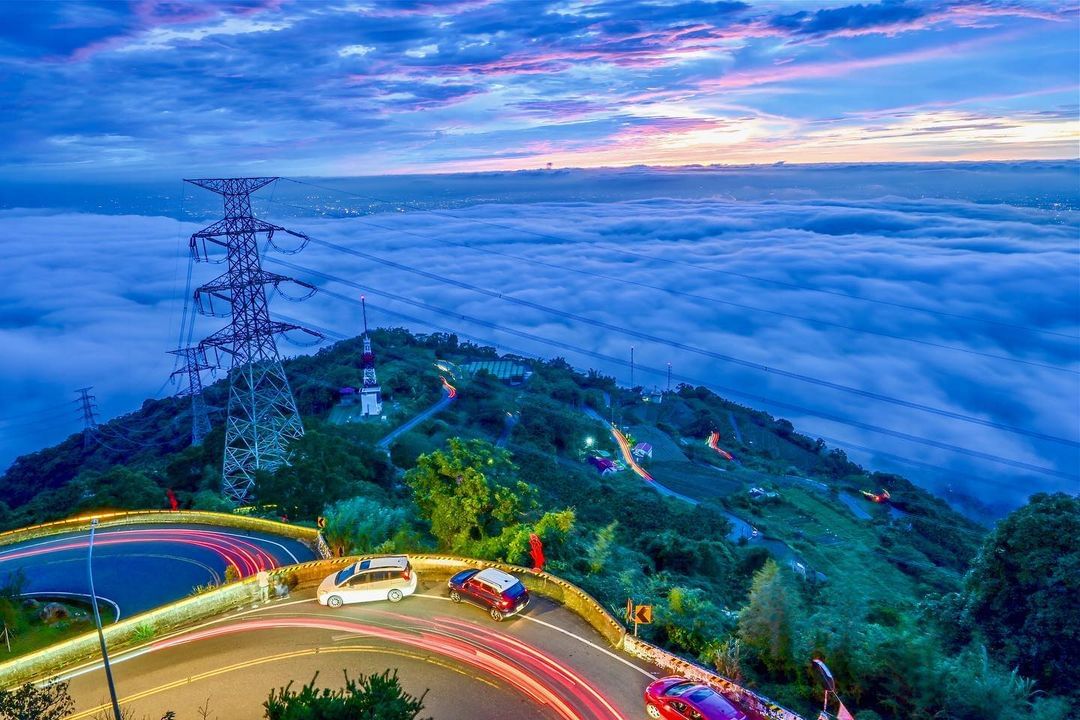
[359,296,382,417]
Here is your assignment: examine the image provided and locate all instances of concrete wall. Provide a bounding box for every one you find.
[0,552,804,720]
[624,635,804,720]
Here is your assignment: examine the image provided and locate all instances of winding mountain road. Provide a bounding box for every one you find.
[61,583,661,720]
[0,524,315,619]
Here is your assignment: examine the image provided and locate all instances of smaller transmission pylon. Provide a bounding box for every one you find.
[169,346,214,446]
[359,296,382,417]
[75,387,99,450]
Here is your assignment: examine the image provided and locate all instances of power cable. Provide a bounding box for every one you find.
[280,177,1079,342]
[269,243,1079,448]
[265,264,1076,482]
[265,196,1076,376]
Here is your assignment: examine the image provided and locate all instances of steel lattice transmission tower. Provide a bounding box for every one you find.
[186,177,320,504]
[169,346,213,446]
[75,387,99,450]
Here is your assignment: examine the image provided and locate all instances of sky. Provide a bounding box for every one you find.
[0,164,1076,518]
[0,2,1076,517]
[0,0,1077,178]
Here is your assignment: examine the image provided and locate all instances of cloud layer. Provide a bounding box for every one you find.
[0,164,1076,514]
[0,1,1076,178]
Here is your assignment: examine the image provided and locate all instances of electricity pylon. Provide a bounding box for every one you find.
[75,387,99,450]
[185,177,320,504]
[168,346,213,446]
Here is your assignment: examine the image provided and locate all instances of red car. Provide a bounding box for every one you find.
[645,677,748,720]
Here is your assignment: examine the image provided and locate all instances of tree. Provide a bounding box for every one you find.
[963,492,1080,697]
[404,438,526,554]
[264,669,429,720]
[256,424,393,519]
[323,496,414,555]
[737,559,801,678]
[76,466,165,511]
[0,681,73,720]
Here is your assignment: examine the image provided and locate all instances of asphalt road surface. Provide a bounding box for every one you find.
[0,524,315,619]
[61,578,662,720]
[378,391,454,449]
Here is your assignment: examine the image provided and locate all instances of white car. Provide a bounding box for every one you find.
[317,556,418,608]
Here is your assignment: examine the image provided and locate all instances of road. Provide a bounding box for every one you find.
[377,391,454,450]
[0,524,315,619]
[582,407,695,503]
[61,581,661,720]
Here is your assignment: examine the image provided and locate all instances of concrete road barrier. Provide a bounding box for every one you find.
[0,510,319,548]
[0,551,804,719]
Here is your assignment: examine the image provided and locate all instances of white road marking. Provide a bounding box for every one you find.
[415,593,654,678]
[20,592,122,623]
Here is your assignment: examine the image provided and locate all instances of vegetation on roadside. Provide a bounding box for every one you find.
[264,669,429,720]
[1,329,1074,719]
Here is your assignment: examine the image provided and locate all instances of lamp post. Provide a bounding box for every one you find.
[88,518,122,720]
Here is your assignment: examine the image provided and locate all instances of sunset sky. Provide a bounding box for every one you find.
[1,0,1076,179]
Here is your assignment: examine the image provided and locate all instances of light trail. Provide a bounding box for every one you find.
[0,528,282,577]
[706,431,735,461]
[440,375,458,399]
[611,426,654,482]
[130,613,624,720]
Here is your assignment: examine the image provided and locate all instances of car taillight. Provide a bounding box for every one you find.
[402,568,411,580]
[499,598,511,609]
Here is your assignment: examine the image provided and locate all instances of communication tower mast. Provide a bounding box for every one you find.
[359,296,382,417]
[185,177,320,504]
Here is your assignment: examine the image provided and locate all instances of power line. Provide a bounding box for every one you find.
[272,241,1079,448]
[265,261,1077,482]
[265,196,1075,376]
[280,177,1079,342]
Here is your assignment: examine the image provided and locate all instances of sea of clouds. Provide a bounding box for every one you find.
[1,164,1076,516]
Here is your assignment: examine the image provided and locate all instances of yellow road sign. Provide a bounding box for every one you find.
[634,604,653,624]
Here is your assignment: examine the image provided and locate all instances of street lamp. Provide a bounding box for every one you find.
[88,518,122,720]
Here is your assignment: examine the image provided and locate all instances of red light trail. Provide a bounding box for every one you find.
[0,528,281,577]
[148,612,624,720]
[611,426,654,482]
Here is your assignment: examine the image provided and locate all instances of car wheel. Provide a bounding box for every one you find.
[490,608,504,622]
[388,589,403,603]
[449,590,462,603]
[645,703,662,719]
[326,595,343,609]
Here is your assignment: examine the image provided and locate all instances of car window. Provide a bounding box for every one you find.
[503,581,526,598]
[687,689,714,702]
[334,565,356,585]
[348,573,370,586]
[666,682,696,698]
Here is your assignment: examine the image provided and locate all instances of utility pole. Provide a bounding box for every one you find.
[186,177,320,504]
[169,346,214,446]
[667,362,672,392]
[630,345,635,389]
[75,387,99,450]
[88,518,122,720]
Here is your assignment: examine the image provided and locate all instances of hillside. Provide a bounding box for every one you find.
[1,328,1072,720]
